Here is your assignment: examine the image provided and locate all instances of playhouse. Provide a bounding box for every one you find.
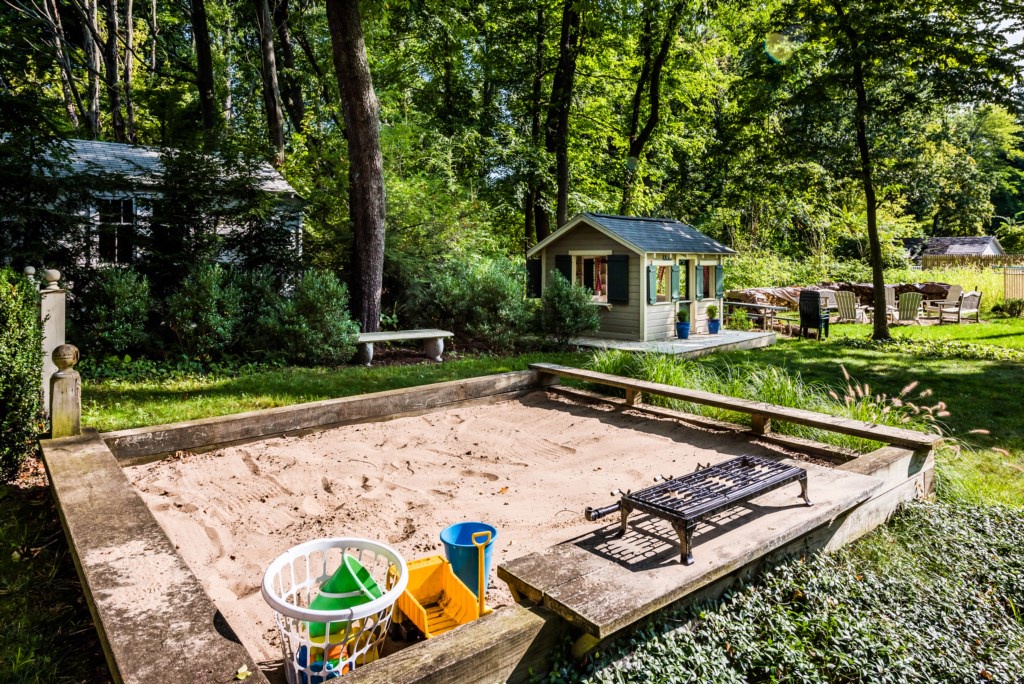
[526,213,735,339]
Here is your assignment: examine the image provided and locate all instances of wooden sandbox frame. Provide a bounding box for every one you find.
[39,366,940,684]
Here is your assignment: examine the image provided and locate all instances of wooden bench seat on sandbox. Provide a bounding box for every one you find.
[498,459,883,640]
[356,328,453,366]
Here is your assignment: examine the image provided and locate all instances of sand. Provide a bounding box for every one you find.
[126,391,792,665]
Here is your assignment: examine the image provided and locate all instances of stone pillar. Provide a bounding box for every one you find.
[37,269,66,416]
[50,345,81,438]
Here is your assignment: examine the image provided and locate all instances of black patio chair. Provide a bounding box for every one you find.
[799,290,829,340]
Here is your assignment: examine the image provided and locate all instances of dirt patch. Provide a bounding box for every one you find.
[126,391,791,665]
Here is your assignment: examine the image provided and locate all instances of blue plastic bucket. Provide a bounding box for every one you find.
[440,522,498,598]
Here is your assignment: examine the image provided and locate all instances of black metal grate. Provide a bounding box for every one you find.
[586,455,812,565]
[626,456,804,521]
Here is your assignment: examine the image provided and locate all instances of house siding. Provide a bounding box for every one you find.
[542,224,642,340]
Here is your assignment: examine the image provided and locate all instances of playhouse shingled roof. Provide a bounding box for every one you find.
[60,139,299,198]
[527,213,735,256]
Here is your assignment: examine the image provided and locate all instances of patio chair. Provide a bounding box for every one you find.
[866,286,897,323]
[834,290,866,323]
[799,290,829,339]
[923,285,963,319]
[938,291,982,324]
[894,292,923,325]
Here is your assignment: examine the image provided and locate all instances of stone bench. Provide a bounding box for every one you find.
[356,329,454,366]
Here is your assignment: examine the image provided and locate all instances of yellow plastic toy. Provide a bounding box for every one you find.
[394,554,492,639]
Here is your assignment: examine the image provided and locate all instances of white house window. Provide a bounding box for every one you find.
[96,198,135,264]
[574,255,609,303]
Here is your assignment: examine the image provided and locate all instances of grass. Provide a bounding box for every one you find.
[0,478,112,683]
[82,351,591,432]
[702,326,1024,507]
[830,316,1024,350]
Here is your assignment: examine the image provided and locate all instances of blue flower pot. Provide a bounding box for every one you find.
[676,322,690,339]
[708,319,721,334]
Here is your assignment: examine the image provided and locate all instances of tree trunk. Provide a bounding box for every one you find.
[326,0,386,332]
[525,6,545,246]
[44,0,83,128]
[835,2,890,341]
[544,0,584,228]
[149,0,157,71]
[254,0,286,165]
[620,0,683,214]
[191,0,219,132]
[86,0,102,137]
[103,0,126,141]
[273,0,305,132]
[124,0,136,141]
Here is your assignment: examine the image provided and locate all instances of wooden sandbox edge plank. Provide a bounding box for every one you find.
[102,369,539,464]
[39,430,269,684]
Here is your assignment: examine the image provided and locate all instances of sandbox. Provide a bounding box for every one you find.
[125,390,796,665]
[40,366,941,684]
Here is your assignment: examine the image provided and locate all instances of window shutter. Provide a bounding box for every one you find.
[670,264,681,302]
[715,265,725,298]
[554,255,572,282]
[695,264,704,301]
[526,259,542,298]
[606,254,629,304]
[647,265,658,305]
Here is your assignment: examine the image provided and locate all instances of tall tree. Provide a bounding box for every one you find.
[273,0,305,131]
[325,0,387,332]
[620,0,686,214]
[192,0,219,132]
[765,0,1022,340]
[254,0,286,164]
[542,0,585,231]
[102,0,126,141]
[123,0,136,141]
[524,6,546,247]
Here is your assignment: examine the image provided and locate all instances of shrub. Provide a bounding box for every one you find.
[0,268,43,482]
[75,267,151,355]
[408,255,531,351]
[706,304,719,320]
[278,269,360,365]
[729,308,751,331]
[165,264,242,359]
[229,266,288,358]
[541,271,601,347]
[992,298,1024,318]
[676,308,689,323]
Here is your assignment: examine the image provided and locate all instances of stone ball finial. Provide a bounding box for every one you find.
[53,344,79,371]
[43,269,61,290]
[23,266,36,277]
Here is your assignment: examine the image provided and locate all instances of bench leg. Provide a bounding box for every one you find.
[356,342,374,367]
[672,521,696,565]
[422,337,444,362]
[799,476,812,506]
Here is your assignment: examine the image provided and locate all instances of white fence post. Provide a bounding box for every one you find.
[27,267,67,416]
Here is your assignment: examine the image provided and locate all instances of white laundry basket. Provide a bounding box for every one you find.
[262,538,408,683]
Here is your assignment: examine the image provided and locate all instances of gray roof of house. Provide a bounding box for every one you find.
[583,213,736,254]
[903,236,1003,258]
[62,139,298,196]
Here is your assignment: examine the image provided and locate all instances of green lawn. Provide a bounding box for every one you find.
[831,317,1024,349]
[82,351,591,432]
[705,323,1024,507]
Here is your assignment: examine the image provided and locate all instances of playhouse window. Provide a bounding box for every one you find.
[702,265,714,299]
[574,255,608,303]
[655,265,672,302]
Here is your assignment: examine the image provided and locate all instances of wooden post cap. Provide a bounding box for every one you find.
[53,344,79,371]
